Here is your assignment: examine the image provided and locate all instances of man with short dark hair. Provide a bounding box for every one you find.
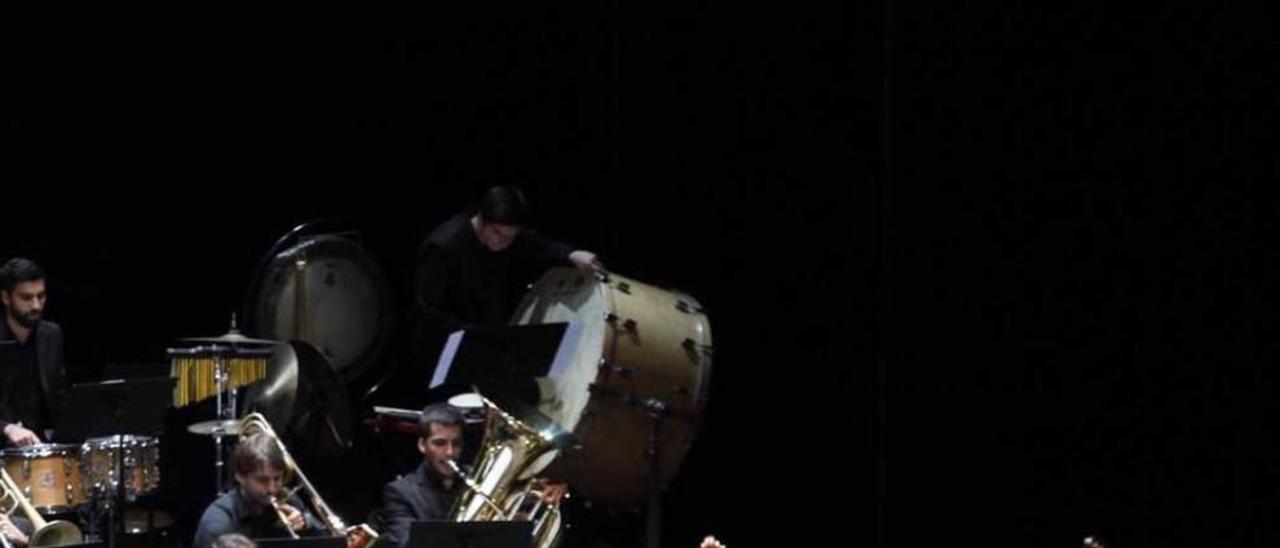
[0,257,67,447]
[193,433,324,548]
[410,186,603,371]
[368,402,470,548]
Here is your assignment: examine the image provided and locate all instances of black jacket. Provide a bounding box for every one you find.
[369,463,461,548]
[0,319,66,437]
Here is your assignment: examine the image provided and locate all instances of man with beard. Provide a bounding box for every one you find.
[0,257,67,448]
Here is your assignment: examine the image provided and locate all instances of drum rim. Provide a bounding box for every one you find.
[1,443,80,457]
[84,434,157,447]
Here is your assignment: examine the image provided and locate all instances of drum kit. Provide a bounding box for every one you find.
[0,320,286,546]
[2,435,162,512]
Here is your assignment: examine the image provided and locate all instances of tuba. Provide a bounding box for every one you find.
[0,467,82,546]
[449,395,575,548]
[238,413,378,548]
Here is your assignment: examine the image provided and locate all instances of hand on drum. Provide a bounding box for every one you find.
[535,479,570,507]
[568,250,603,271]
[0,514,28,546]
[2,424,39,447]
[278,503,306,533]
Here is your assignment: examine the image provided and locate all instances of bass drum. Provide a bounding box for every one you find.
[247,222,394,388]
[511,267,712,507]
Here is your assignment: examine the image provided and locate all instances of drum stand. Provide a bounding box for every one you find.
[642,398,668,548]
[99,389,139,548]
[213,350,236,494]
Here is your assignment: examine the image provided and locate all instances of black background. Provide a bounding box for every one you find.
[7,2,1278,547]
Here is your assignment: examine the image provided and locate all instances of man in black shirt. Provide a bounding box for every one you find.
[0,257,67,447]
[405,186,602,392]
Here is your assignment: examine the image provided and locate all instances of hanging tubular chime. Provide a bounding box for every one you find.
[168,345,273,408]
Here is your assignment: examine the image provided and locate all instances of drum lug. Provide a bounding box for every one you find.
[21,459,30,479]
[604,313,637,331]
[598,360,632,379]
[682,338,712,356]
[675,300,708,315]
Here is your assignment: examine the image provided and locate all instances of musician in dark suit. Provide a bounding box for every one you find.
[368,403,466,548]
[0,257,67,447]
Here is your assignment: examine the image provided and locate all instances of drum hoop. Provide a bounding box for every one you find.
[2,444,80,458]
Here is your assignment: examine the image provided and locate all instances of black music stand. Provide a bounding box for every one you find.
[254,537,346,548]
[409,521,533,548]
[428,322,582,407]
[56,377,174,548]
[429,323,579,388]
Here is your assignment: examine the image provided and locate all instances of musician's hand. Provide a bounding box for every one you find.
[699,535,726,548]
[0,514,29,546]
[535,479,569,507]
[278,503,306,533]
[3,424,40,447]
[568,250,603,271]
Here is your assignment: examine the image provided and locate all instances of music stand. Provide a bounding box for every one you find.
[55,377,174,548]
[430,323,580,389]
[409,521,533,548]
[254,538,347,548]
[54,377,173,441]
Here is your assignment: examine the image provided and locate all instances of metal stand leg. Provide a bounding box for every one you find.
[642,399,667,548]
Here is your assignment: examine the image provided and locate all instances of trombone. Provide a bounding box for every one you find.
[0,467,82,547]
[238,413,378,548]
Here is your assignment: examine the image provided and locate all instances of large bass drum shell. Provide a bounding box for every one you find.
[511,267,713,507]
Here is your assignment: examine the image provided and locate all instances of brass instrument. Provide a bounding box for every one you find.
[449,396,575,548]
[269,495,300,540]
[0,468,82,546]
[238,413,378,548]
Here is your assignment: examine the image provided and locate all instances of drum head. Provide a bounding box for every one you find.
[251,232,393,384]
[509,268,609,435]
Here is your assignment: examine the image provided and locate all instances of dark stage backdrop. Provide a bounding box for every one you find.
[889,3,1278,547]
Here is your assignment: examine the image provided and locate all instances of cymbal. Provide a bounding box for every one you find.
[241,340,353,458]
[187,419,243,436]
[180,330,279,346]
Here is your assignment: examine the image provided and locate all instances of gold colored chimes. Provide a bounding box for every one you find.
[169,349,270,407]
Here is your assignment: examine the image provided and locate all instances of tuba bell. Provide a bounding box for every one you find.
[238,413,378,548]
[448,395,575,548]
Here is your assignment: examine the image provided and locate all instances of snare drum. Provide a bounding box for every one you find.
[81,435,160,502]
[1,444,86,513]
